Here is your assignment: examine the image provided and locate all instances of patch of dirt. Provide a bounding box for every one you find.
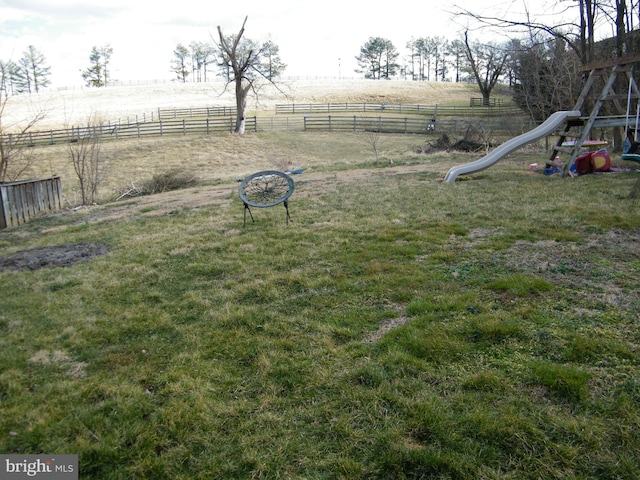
[500,231,640,310]
[28,349,88,378]
[0,242,110,272]
[363,315,410,343]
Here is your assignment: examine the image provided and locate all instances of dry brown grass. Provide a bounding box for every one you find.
[29,131,448,206]
[4,79,509,207]
[5,79,482,130]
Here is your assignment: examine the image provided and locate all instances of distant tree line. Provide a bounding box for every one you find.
[453,0,639,120]
[0,43,117,94]
[2,0,637,123]
[354,33,510,108]
[355,35,499,83]
[170,37,286,84]
[0,46,51,95]
[355,1,639,114]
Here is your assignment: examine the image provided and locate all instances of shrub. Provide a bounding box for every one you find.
[116,168,198,199]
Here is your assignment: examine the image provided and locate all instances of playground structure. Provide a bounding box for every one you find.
[444,55,640,183]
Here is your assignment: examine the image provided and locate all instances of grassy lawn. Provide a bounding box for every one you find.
[1,136,640,478]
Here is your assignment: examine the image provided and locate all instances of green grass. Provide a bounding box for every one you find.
[1,151,640,478]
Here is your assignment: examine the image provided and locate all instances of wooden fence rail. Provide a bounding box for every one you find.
[301,115,536,135]
[1,117,257,148]
[157,106,237,119]
[0,175,62,229]
[275,102,520,116]
[1,110,535,149]
[303,115,432,133]
[107,116,255,139]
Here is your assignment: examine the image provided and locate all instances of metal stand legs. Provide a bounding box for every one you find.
[242,201,290,227]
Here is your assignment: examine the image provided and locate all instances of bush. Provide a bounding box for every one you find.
[116,168,198,199]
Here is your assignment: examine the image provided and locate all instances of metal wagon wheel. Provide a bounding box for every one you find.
[238,170,295,226]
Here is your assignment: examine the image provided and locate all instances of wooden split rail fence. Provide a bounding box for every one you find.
[157,106,237,119]
[303,115,435,133]
[1,102,526,149]
[0,175,62,229]
[275,102,520,116]
[1,116,256,148]
[299,115,535,135]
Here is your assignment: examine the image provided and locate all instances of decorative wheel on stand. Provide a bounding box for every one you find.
[238,170,295,226]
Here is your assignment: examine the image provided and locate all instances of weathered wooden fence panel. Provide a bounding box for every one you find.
[157,106,237,119]
[2,117,257,147]
[0,176,62,229]
[301,115,437,134]
[297,115,536,136]
[276,102,520,116]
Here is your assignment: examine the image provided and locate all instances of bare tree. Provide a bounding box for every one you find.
[216,16,286,134]
[67,114,110,204]
[463,31,509,105]
[453,1,638,65]
[0,94,46,181]
[360,117,386,164]
[510,35,582,121]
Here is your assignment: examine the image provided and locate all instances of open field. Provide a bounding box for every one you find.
[3,79,489,130]
[1,81,640,478]
[3,79,515,205]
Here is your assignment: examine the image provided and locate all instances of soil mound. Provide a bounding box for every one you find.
[0,242,110,271]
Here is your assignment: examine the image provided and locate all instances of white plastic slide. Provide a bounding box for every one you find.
[443,110,582,183]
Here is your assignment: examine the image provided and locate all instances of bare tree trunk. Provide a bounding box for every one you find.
[218,17,253,135]
[235,80,250,134]
[616,0,627,56]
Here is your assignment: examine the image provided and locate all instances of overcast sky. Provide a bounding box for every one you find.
[0,0,573,88]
